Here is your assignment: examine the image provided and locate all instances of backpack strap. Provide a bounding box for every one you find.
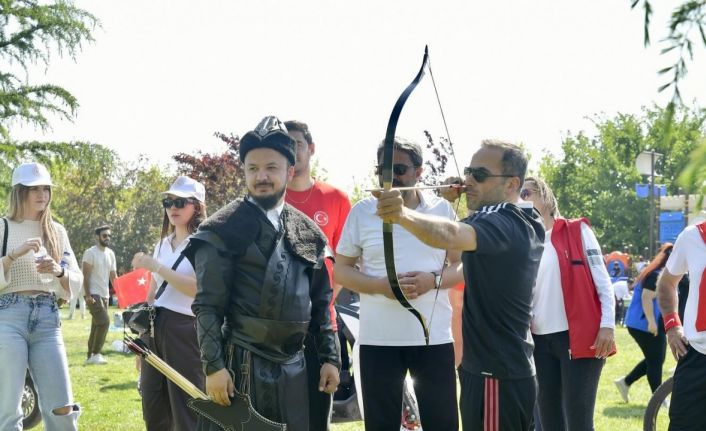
[154,253,186,300]
[1,217,7,257]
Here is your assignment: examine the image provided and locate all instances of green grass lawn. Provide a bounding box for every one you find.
[31,307,674,430]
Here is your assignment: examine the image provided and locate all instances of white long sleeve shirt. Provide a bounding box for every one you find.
[532,222,615,335]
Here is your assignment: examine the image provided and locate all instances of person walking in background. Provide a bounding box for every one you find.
[521,177,615,431]
[131,176,207,431]
[284,120,351,431]
[82,225,117,365]
[67,265,86,319]
[0,162,83,430]
[615,243,672,405]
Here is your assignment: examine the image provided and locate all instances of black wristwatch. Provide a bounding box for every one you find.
[56,267,66,278]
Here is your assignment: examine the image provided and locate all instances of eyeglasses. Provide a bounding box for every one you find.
[162,197,192,209]
[463,166,515,183]
[375,164,416,176]
[520,189,536,200]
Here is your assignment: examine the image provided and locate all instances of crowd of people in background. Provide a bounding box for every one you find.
[1,117,705,431]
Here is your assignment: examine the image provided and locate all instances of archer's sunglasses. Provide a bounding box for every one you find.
[464,166,515,183]
[375,164,417,176]
[162,197,192,209]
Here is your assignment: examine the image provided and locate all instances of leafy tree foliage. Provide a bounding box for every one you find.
[0,0,98,138]
[632,0,706,104]
[0,142,169,273]
[173,132,247,212]
[539,104,706,253]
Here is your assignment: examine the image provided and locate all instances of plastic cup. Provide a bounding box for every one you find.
[34,247,54,284]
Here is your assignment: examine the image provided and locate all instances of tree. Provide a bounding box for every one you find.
[0,0,98,138]
[539,104,706,253]
[632,0,706,104]
[173,132,247,212]
[110,159,170,273]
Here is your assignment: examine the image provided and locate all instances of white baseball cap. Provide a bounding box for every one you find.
[11,162,53,187]
[162,176,205,202]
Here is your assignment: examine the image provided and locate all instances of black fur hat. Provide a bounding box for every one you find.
[239,116,296,165]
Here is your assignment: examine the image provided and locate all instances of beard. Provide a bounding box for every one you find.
[99,239,110,247]
[250,182,287,210]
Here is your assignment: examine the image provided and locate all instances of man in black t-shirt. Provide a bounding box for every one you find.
[376,140,544,431]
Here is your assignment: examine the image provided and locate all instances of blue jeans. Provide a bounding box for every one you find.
[0,293,80,431]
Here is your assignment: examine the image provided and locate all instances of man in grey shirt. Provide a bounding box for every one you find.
[82,225,117,365]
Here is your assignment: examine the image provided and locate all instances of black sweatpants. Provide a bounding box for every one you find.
[669,346,706,431]
[533,331,604,431]
[625,326,666,392]
[140,307,203,431]
[458,369,536,431]
[360,343,457,431]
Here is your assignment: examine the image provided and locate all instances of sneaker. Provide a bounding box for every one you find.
[614,377,630,403]
[85,354,108,365]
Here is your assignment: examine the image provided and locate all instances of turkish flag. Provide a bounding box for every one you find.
[113,269,151,308]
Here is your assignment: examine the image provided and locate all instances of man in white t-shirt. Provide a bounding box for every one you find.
[657,222,706,430]
[334,137,463,430]
[82,225,117,365]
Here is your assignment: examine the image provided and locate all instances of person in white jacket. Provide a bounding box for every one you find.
[521,176,615,431]
[0,162,83,431]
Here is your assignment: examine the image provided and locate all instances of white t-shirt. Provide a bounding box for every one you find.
[337,192,456,346]
[82,245,116,298]
[152,235,196,316]
[613,280,630,300]
[531,222,615,335]
[665,225,706,355]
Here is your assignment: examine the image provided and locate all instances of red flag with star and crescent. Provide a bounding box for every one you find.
[113,269,151,308]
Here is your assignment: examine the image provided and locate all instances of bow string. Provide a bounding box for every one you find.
[382,46,463,346]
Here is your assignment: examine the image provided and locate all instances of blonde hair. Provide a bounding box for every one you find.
[7,185,61,261]
[524,176,561,218]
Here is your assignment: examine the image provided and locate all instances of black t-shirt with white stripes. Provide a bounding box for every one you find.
[460,202,545,380]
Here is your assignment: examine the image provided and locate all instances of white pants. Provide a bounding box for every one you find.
[68,283,85,318]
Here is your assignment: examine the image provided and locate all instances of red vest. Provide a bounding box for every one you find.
[551,218,617,359]
[695,222,706,331]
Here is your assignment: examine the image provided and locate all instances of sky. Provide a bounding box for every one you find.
[11,0,706,193]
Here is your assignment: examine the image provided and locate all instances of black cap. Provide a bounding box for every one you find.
[239,116,296,165]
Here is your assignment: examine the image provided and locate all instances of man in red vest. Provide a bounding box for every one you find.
[657,222,706,430]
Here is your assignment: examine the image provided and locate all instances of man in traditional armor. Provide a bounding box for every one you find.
[184,116,340,431]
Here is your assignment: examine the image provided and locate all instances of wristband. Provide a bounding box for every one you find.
[663,312,682,332]
[56,267,65,278]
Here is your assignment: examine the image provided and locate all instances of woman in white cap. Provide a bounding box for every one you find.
[131,176,207,430]
[0,162,82,430]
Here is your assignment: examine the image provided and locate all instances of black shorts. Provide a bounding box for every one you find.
[669,345,706,431]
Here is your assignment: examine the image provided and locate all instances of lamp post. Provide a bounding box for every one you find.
[636,150,663,258]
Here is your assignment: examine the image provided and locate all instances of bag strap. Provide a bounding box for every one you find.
[154,253,186,300]
[1,217,7,257]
